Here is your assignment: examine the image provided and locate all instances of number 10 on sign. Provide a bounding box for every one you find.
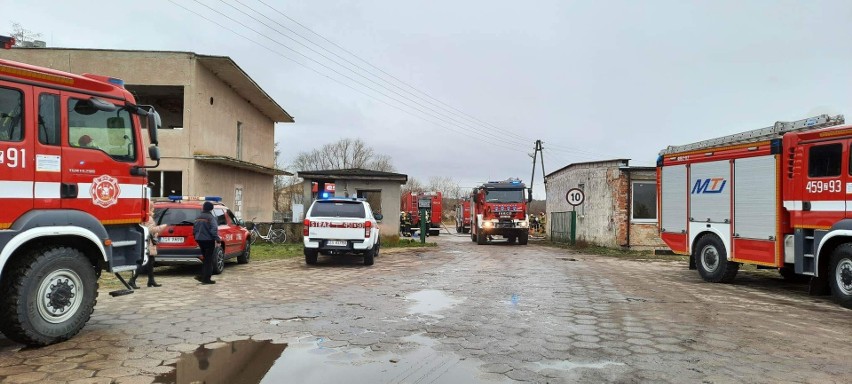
[566,188,584,206]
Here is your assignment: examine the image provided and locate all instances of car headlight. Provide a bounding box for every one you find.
[519,221,528,228]
[484,222,493,228]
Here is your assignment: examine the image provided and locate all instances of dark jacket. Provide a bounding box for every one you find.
[193,211,221,242]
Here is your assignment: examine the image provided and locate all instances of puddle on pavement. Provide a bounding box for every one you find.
[535,360,625,371]
[155,334,505,384]
[406,289,464,317]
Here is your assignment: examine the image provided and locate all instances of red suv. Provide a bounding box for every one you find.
[153,197,251,274]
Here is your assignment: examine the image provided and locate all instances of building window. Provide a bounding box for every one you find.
[149,171,183,197]
[236,121,243,160]
[632,181,656,222]
[809,143,842,177]
[127,85,185,129]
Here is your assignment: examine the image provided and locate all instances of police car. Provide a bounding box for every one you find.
[303,198,383,266]
[153,196,251,274]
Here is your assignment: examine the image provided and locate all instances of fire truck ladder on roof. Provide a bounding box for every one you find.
[660,114,845,155]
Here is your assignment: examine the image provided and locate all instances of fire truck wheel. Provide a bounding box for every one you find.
[829,244,852,308]
[694,235,739,283]
[0,246,98,346]
[237,241,251,264]
[508,236,517,244]
[364,247,376,266]
[304,249,318,265]
[519,232,529,245]
[477,231,488,245]
[213,246,225,275]
[470,230,476,242]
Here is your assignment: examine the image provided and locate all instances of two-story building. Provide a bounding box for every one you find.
[3,48,293,221]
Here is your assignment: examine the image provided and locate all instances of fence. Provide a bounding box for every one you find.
[247,221,304,243]
[550,211,576,244]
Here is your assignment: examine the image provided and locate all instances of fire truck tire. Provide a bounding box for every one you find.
[0,246,98,347]
[477,231,487,245]
[519,232,529,245]
[508,236,517,244]
[304,249,318,265]
[213,246,225,275]
[470,230,476,242]
[237,241,251,264]
[694,235,739,283]
[829,244,852,308]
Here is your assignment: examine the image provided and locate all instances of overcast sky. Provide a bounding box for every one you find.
[3,0,851,198]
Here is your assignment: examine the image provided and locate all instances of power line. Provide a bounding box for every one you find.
[194,0,532,149]
[170,1,529,153]
[252,0,536,144]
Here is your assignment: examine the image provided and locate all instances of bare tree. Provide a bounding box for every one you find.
[292,138,395,172]
[402,177,426,195]
[9,22,42,46]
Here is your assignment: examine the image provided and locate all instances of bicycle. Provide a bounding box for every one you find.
[248,217,287,245]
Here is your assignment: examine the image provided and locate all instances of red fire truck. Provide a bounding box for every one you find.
[470,178,531,245]
[0,42,162,345]
[455,199,471,234]
[400,191,442,236]
[656,114,852,307]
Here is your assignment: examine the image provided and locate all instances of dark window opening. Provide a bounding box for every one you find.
[68,98,136,161]
[632,182,657,221]
[127,85,184,129]
[357,190,382,215]
[808,143,842,177]
[213,208,227,225]
[156,208,200,225]
[149,171,183,197]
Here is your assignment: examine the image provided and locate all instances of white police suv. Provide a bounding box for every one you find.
[303,198,382,266]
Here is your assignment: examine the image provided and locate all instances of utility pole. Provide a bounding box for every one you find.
[529,140,546,198]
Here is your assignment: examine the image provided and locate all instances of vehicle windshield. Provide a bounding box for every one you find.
[310,201,366,218]
[155,208,201,225]
[68,98,136,162]
[485,189,524,203]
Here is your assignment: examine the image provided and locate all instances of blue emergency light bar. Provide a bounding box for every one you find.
[107,77,125,88]
[167,195,222,202]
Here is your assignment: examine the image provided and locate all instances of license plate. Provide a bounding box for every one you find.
[327,240,347,247]
[158,237,184,243]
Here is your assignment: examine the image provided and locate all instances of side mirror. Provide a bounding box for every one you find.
[374,213,384,221]
[147,111,161,145]
[148,145,161,161]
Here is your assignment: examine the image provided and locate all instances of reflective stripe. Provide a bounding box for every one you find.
[77,182,146,199]
[34,182,60,198]
[783,200,847,212]
[0,181,33,198]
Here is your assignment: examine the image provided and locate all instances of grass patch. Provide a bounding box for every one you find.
[250,242,304,261]
[542,241,688,262]
[381,235,437,248]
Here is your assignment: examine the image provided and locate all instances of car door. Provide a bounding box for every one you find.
[226,209,246,252]
[213,208,236,255]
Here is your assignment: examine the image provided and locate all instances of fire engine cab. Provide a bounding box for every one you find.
[0,44,162,346]
[657,114,852,308]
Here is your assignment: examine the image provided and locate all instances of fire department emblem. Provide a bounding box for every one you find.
[90,175,121,208]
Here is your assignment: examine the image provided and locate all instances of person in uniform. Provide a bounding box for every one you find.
[129,204,167,288]
[193,201,220,284]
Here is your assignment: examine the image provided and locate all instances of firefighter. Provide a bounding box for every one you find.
[538,212,547,234]
[193,201,220,284]
[400,211,410,236]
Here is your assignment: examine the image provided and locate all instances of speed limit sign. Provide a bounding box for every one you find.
[566,188,585,206]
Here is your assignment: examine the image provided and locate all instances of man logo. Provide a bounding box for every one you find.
[692,178,727,194]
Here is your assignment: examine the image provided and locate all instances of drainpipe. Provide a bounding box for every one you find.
[624,167,631,249]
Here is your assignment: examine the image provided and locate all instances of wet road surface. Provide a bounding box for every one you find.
[1,231,851,383]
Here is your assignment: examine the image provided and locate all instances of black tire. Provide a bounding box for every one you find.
[507,236,517,244]
[374,239,380,258]
[470,230,476,242]
[237,241,251,264]
[304,249,318,265]
[477,231,487,245]
[779,265,808,283]
[364,246,375,266]
[694,235,739,283]
[829,243,852,308]
[213,246,225,275]
[518,232,529,245]
[0,246,98,346]
[463,228,470,234]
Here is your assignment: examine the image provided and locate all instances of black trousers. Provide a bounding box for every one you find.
[197,240,216,282]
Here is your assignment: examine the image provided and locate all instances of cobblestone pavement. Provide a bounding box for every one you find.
[1,232,851,383]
